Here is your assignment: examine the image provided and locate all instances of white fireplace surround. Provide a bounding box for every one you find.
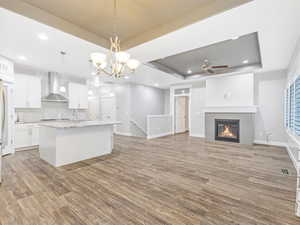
[203,106,258,113]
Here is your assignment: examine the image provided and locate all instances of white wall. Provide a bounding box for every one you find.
[147,115,172,139]
[171,72,287,145]
[254,70,287,144]
[164,90,170,114]
[114,84,131,135]
[287,38,300,85]
[206,73,254,107]
[88,83,166,136]
[130,84,165,131]
[190,82,206,137]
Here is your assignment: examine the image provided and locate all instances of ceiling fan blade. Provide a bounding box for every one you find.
[211,65,229,69]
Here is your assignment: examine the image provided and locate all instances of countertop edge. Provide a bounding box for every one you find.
[38,121,121,129]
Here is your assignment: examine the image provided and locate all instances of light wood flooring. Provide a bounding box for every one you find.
[0,134,300,225]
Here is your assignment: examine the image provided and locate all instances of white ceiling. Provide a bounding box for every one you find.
[129,0,300,72]
[0,0,300,89]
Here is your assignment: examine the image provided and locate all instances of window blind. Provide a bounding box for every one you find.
[290,84,295,130]
[295,78,300,135]
[285,88,289,128]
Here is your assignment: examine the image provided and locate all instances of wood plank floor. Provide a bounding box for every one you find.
[0,134,300,225]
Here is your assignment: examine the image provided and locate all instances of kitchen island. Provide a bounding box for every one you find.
[39,120,120,167]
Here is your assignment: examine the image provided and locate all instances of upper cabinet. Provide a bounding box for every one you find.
[0,56,14,82]
[68,82,88,109]
[14,74,42,108]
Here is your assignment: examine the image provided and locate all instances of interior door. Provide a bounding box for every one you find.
[100,97,116,121]
[175,96,188,133]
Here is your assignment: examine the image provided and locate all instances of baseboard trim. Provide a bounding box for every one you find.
[286,145,299,172]
[253,140,287,148]
[189,133,205,138]
[15,145,39,151]
[147,132,172,139]
[114,132,132,137]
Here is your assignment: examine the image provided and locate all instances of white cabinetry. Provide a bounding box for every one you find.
[68,82,88,109]
[14,74,41,108]
[15,124,39,149]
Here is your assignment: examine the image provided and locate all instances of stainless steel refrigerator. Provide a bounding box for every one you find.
[0,79,8,184]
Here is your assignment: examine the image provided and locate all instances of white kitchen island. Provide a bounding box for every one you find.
[39,121,120,167]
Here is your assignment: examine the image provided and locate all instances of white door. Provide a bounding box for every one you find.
[175,96,188,133]
[100,97,116,121]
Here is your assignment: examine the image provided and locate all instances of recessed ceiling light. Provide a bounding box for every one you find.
[182,90,185,93]
[38,33,48,40]
[91,72,96,76]
[124,76,129,79]
[187,70,192,74]
[154,83,159,87]
[88,90,93,95]
[232,36,239,40]
[18,55,27,61]
[243,60,249,64]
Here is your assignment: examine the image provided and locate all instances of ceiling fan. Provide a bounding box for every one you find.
[200,59,229,74]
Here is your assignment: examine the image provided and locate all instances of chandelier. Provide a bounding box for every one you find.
[90,0,140,78]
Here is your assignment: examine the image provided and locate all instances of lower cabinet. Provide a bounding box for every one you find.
[15,124,39,150]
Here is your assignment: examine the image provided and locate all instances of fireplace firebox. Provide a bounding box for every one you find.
[215,119,240,143]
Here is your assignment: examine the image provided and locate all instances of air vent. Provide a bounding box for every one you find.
[281,169,289,175]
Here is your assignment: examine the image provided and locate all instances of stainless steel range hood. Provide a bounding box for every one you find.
[42,72,68,103]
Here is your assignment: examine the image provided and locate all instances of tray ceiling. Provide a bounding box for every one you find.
[149,32,262,78]
[0,0,252,49]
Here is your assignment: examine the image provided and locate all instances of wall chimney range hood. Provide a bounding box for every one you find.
[42,72,68,103]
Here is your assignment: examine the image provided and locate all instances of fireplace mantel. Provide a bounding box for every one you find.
[203,106,257,113]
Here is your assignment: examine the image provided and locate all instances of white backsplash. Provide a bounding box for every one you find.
[16,102,88,123]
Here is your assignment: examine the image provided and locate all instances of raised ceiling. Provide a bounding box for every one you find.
[0,0,252,49]
[149,32,262,78]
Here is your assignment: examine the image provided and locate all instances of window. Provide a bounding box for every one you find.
[285,88,289,128]
[284,78,300,135]
[290,84,295,130]
[295,77,300,135]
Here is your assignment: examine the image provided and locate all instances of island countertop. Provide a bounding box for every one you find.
[39,120,120,129]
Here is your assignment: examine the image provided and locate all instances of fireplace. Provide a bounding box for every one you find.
[215,119,240,143]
